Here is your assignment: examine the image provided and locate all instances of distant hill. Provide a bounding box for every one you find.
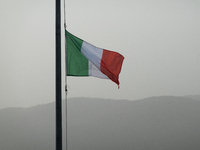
[184,95,200,101]
[0,103,55,150]
[1,96,200,150]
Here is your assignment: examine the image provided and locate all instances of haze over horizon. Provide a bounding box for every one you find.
[1,0,200,109]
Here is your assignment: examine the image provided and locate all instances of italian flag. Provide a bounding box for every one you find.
[66,30,124,87]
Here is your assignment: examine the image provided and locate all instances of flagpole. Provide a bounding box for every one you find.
[55,0,62,150]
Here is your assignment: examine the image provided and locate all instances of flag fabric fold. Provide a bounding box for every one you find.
[66,30,124,87]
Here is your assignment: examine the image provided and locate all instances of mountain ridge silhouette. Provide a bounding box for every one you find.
[0,95,200,150]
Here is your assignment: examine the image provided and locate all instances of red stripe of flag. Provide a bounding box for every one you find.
[100,49,124,87]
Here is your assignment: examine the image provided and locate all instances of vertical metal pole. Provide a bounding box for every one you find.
[56,0,62,150]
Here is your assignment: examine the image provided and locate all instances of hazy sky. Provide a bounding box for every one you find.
[0,0,200,109]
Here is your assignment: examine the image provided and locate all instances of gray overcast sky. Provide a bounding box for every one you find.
[0,0,200,109]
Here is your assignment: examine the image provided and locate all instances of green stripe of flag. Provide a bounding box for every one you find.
[66,31,89,76]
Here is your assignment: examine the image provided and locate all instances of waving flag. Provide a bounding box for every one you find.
[66,30,124,87]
